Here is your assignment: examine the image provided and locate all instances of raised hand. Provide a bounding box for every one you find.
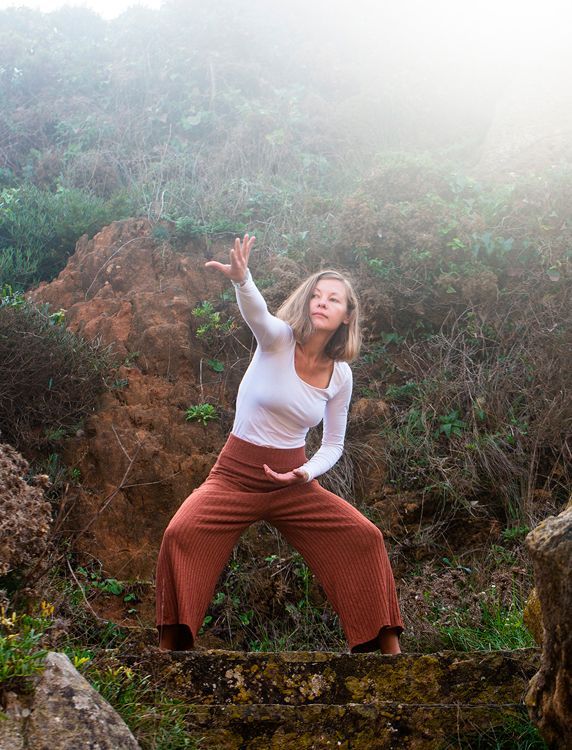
[205,233,255,284]
[263,464,309,485]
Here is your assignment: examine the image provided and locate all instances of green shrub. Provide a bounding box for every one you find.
[191,300,235,343]
[0,297,111,450]
[374,301,570,519]
[175,214,247,240]
[83,658,199,749]
[0,184,130,289]
[202,548,345,651]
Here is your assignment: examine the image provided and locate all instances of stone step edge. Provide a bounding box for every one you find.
[183,700,527,709]
[117,637,540,659]
[122,646,540,664]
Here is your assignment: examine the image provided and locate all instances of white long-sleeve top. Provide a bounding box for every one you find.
[230,272,353,481]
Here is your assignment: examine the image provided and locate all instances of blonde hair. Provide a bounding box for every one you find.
[276,270,361,362]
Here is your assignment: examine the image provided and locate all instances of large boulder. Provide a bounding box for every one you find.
[0,652,141,749]
[0,443,51,580]
[525,500,572,749]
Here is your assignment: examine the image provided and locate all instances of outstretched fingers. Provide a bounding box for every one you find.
[205,233,255,281]
[233,233,255,270]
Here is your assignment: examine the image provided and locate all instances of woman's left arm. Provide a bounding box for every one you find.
[263,366,353,485]
[297,367,352,481]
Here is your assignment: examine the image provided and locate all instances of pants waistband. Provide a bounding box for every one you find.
[224,433,307,466]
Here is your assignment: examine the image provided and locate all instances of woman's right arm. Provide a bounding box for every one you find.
[205,234,290,350]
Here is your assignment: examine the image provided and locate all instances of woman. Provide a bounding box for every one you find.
[156,234,403,653]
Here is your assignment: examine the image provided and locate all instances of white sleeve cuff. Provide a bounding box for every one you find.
[231,268,252,288]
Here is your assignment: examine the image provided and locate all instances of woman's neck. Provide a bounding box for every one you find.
[297,332,332,363]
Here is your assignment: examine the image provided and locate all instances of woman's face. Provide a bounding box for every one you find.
[308,278,350,332]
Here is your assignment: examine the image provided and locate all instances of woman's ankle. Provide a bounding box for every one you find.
[158,624,194,651]
[379,627,401,655]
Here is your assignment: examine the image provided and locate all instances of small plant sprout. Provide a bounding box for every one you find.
[206,358,224,372]
[185,403,218,426]
[192,300,235,342]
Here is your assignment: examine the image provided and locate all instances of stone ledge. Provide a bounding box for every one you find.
[124,648,539,707]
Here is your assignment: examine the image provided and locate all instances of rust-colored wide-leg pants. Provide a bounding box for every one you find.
[156,434,403,650]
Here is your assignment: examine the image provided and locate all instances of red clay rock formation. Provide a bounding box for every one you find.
[31,219,227,378]
[30,220,235,584]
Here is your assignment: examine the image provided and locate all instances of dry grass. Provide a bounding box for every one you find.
[376,296,571,525]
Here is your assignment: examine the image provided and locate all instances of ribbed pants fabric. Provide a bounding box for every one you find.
[155,434,403,649]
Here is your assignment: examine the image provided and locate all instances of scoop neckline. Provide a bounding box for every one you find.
[292,342,335,391]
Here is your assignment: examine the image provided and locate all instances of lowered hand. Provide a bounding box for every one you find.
[263,464,309,485]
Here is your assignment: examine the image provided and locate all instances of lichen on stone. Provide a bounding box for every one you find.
[224,666,253,703]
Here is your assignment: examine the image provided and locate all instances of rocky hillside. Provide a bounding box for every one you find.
[26,215,566,658]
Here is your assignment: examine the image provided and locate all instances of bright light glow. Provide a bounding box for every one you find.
[316,0,571,70]
[0,0,570,77]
